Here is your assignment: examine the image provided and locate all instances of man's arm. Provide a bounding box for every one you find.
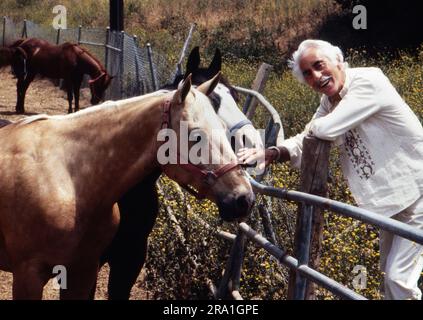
[309,71,383,140]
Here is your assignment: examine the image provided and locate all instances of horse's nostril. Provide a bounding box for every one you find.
[236,194,252,213]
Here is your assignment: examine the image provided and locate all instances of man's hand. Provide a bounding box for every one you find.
[237,147,279,172]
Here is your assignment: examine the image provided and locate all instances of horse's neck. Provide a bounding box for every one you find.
[62,95,164,204]
[78,50,104,78]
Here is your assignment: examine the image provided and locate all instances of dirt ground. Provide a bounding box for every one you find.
[0,68,149,300]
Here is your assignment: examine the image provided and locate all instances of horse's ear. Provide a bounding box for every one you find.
[208,48,221,75]
[197,71,221,96]
[174,74,192,105]
[185,46,200,77]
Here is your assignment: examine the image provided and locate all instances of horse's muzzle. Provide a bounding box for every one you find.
[216,191,255,222]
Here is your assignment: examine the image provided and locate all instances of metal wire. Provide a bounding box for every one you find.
[1,17,177,100]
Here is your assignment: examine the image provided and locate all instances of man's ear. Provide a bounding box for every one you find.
[174,74,192,105]
[197,71,221,96]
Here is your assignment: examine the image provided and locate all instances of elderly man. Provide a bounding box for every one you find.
[238,39,423,300]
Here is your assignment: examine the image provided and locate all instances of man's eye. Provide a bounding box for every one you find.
[303,70,311,77]
[315,62,325,70]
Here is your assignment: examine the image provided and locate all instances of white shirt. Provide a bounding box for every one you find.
[281,67,423,217]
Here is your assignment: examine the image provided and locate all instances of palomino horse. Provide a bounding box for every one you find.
[0,74,254,299]
[100,47,262,299]
[4,38,112,114]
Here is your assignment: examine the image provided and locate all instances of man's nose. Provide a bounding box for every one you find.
[311,70,322,82]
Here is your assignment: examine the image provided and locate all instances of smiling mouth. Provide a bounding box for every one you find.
[319,76,332,88]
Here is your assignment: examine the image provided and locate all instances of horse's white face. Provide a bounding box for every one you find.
[214,83,264,151]
[160,76,254,222]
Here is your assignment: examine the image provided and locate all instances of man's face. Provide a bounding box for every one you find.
[299,47,345,98]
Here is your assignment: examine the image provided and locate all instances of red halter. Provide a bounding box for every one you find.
[159,98,241,199]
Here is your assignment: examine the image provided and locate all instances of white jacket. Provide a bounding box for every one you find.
[281,67,423,217]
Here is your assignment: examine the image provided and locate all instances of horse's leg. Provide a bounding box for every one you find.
[60,261,99,300]
[12,262,48,300]
[64,79,73,113]
[15,73,35,114]
[103,170,161,300]
[72,74,83,112]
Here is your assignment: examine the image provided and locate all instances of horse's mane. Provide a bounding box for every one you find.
[73,44,107,73]
[9,38,27,48]
[15,91,169,127]
[15,114,50,126]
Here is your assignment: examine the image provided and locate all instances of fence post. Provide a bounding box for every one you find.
[217,231,246,299]
[175,23,196,79]
[119,30,125,98]
[287,136,331,300]
[2,17,6,46]
[243,63,273,119]
[77,25,82,44]
[146,43,158,91]
[22,19,27,38]
[56,27,61,44]
[133,35,142,95]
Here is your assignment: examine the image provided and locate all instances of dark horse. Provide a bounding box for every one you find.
[2,38,113,114]
[101,47,255,299]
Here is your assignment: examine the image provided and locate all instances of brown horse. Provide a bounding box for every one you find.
[5,38,112,114]
[0,74,254,299]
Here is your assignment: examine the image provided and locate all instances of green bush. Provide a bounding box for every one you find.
[144,46,423,300]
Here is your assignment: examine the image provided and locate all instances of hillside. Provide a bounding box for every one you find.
[1,0,422,70]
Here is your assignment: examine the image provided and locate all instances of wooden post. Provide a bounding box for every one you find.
[146,43,158,91]
[217,231,246,299]
[243,63,273,119]
[287,136,331,300]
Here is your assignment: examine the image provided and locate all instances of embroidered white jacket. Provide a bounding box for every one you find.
[281,67,423,217]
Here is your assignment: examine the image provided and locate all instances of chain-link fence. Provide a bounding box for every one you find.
[1,17,185,100]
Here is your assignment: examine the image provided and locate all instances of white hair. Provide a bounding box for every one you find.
[288,39,348,83]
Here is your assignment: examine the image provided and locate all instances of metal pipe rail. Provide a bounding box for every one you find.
[249,179,423,246]
[233,86,285,144]
[238,222,367,300]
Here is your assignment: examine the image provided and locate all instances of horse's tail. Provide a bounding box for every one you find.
[0,46,13,70]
